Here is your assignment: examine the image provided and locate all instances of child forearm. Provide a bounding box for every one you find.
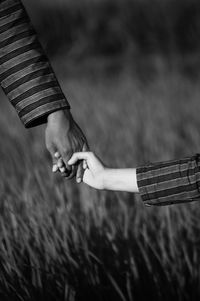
[68,152,139,192]
[103,169,139,193]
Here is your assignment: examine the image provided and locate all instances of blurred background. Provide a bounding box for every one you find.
[1,0,200,300]
[26,0,200,78]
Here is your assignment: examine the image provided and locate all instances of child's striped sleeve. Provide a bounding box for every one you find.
[137,154,200,206]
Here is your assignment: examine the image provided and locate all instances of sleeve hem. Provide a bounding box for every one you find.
[136,167,151,206]
[21,103,70,128]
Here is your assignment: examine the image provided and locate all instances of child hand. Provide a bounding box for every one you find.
[68,152,106,189]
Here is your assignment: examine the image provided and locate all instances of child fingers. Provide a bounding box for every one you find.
[68,152,91,165]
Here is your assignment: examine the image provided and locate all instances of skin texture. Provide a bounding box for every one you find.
[68,152,106,188]
[45,109,88,181]
[68,152,139,192]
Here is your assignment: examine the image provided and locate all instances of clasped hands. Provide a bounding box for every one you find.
[45,109,88,183]
[45,109,138,193]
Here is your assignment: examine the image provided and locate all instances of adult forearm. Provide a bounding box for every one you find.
[0,0,70,128]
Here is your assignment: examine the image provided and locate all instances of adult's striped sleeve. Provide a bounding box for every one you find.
[136,154,200,206]
[0,0,70,128]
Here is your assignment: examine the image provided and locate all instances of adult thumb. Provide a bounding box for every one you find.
[48,146,59,172]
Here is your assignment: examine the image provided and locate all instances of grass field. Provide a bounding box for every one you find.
[1,55,200,300]
[26,0,200,61]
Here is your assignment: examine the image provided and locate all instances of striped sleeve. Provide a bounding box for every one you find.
[136,154,200,206]
[0,0,70,128]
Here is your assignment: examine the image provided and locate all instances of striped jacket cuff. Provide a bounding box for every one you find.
[136,154,200,206]
[21,98,70,128]
[0,0,70,128]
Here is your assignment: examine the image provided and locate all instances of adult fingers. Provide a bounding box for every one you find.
[52,152,63,173]
[83,160,87,169]
[57,158,65,169]
[59,151,75,180]
[54,150,75,178]
[54,151,61,159]
[52,164,59,173]
[59,149,71,170]
[57,154,72,176]
[47,146,59,173]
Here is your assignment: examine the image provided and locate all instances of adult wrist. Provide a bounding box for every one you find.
[47,108,71,124]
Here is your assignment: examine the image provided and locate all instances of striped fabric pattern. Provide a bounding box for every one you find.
[137,154,200,206]
[0,0,70,128]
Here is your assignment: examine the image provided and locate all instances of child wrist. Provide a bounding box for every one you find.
[101,168,110,190]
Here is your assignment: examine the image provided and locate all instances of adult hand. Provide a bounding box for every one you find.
[45,109,88,181]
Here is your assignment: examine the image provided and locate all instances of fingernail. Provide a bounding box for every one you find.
[60,167,66,173]
[52,165,58,172]
[54,152,60,159]
[58,161,63,168]
[77,178,81,183]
